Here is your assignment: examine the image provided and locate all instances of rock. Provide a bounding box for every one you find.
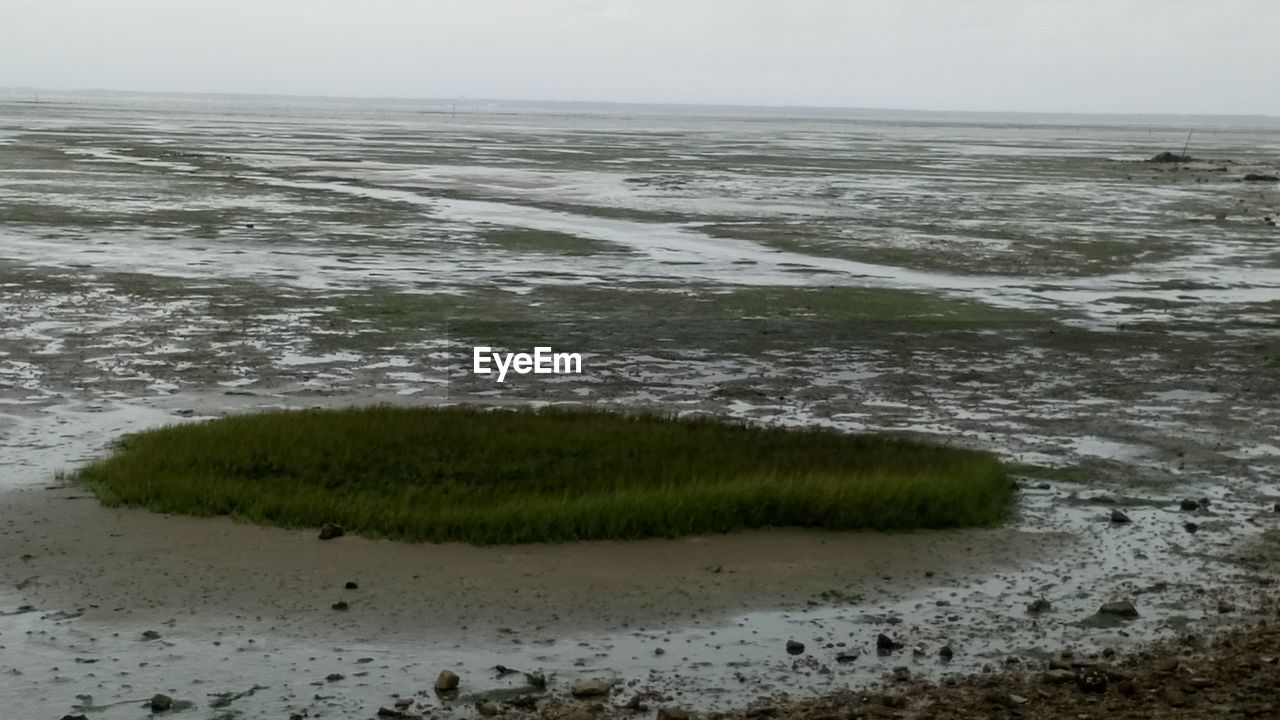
[1098,600,1139,619]
[1180,498,1200,511]
[150,693,173,712]
[1217,600,1235,613]
[477,701,501,717]
[1163,687,1190,707]
[435,668,460,692]
[571,677,612,698]
[1243,173,1280,182]
[319,523,345,540]
[141,629,161,641]
[657,708,690,720]
[1043,669,1077,684]
[835,651,860,663]
[332,600,349,611]
[785,639,805,655]
[891,666,910,682]
[876,633,903,653]
[1109,509,1131,524]
[1027,597,1051,613]
[345,581,359,590]
[394,698,414,709]
[1149,152,1192,163]
[1077,670,1107,693]
[377,707,421,720]
[939,644,955,660]
[326,673,344,682]
[1185,522,1200,534]
[60,715,89,720]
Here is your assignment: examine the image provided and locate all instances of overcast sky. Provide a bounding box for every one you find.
[4,0,1277,115]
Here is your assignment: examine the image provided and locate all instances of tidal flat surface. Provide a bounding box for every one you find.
[1,95,1279,717]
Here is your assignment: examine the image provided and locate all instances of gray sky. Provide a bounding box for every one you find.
[4,0,1278,115]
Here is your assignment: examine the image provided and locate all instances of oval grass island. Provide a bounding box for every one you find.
[76,406,1014,544]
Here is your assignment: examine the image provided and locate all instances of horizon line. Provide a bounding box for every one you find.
[3,85,1278,121]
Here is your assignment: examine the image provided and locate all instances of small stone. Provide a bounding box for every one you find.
[1077,670,1107,693]
[332,600,349,611]
[1109,509,1131,524]
[1185,522,1199,534]
[1217,600,1235,614]
[435,668,460,692]
[318,523,345,540]
[785,639,805,655]
[876,633,902,653]
[891,666,910,682]
[477,702,501,717]
[658,708,690,720]
[1179,498,1200,512]
[1163,687,1189,707]
[141,629,161,641]
[61,715,90,720]
[345,581,359,590]
[150,693,173,712]
[326,673,344,683]
[1043,669,1077,684]
[939,644,955,660]
[571,677,612,697]
[1027,597,1051,613]
[835,651,859,663]
[1098,600,1139,619]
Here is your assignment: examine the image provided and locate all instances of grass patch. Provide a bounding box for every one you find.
[77,405,1012,544]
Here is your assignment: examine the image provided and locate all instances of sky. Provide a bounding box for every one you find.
[3,0,1278,115]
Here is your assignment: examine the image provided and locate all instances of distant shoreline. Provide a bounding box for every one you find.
[2,86,1277,128]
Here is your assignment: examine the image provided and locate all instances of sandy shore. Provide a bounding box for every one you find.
[2,481,1058,640]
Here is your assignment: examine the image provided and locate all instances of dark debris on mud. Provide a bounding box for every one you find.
[438,596,1280,720]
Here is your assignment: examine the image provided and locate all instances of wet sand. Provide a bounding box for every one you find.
[2,486,1055,640]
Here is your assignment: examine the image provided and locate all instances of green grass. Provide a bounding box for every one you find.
[76,405,1013,544]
